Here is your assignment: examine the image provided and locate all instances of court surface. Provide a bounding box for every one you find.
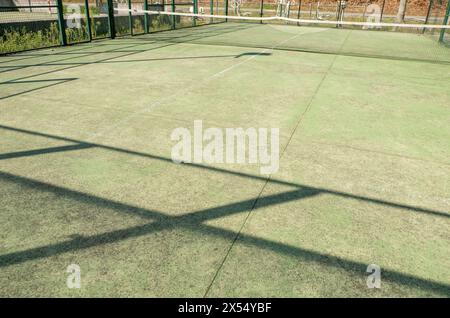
[0,22,449,297]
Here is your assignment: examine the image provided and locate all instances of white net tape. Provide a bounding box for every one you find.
[117,8,450,30]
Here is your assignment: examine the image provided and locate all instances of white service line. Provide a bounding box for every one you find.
[86,26,299,141]
[212,32,304,77]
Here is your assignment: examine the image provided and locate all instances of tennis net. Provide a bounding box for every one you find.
[118,6,450,64]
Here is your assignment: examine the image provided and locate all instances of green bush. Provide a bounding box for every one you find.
[0,22,96,54]
[66,25,89,43]
[0,23,60,54]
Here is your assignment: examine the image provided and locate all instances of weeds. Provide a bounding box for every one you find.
[0,23,60,54]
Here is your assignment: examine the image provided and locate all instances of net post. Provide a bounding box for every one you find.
[259,0,264,23]
[193,0,198,26]
[56,0,67,46]
[107,0,116,39]
[84,0,92,41]
[171,0,176,29]
[144,0,149,34]
[128,0,133,35]
[439,0,450,43]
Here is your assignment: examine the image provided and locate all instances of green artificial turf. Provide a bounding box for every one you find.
[0,23,449,297]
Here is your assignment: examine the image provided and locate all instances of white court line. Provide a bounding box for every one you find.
[85,28,304,141]
[212,32,304,77]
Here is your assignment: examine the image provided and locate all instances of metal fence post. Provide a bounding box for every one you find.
[84,0,92,41]
[56,0,67,46]
[210,0,214,23]
[225,0,228,22]
[144,0,149,33]
[171,0,176,29]
[439,0,450,43]
[297,0,301,25]
[259,0,264,23]
[128,0,133,35]
[107,0,116,39]
[193,0,198,26]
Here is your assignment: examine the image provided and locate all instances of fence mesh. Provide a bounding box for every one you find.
[1,0,450,54]
[0,0,59,53]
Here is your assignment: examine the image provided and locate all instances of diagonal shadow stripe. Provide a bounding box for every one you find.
[0,43,161,73]
[185,188,320,223]
[0,41,111,64]
[0,171,448,296]
[0,78,78,84]
[0,170,318,225]
[0,124,448,219]
[0,41,177,83]
[0,143,93,160]
[0,54,244,69]
[0,171,163,221]
[0,172,317,268]
[0,222,165,268]
[0,24,255,74]
[0,78,78,100]
[196,224,450,296]
[0,23,256,80]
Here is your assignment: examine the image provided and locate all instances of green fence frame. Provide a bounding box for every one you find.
[225,0,229,21]
[107,0,116,39]
[10,0,448,55]
[128,0,133,35]
[439,0,450,43]
[193,0,198,26]
[260,0,264,23]
[144,0,149,34]
[171,0,176,29]
[26,0,233,49]
[84,0,92,41]
[56,0,67,45]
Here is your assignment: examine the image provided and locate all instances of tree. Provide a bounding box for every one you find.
[396,0,408,23]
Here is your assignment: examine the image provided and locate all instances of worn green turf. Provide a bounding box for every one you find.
[0,22,449,297]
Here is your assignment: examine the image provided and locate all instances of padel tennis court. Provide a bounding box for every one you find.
[1,21,450,297]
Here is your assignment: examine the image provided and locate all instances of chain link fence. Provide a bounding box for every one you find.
[1,0,450,54]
